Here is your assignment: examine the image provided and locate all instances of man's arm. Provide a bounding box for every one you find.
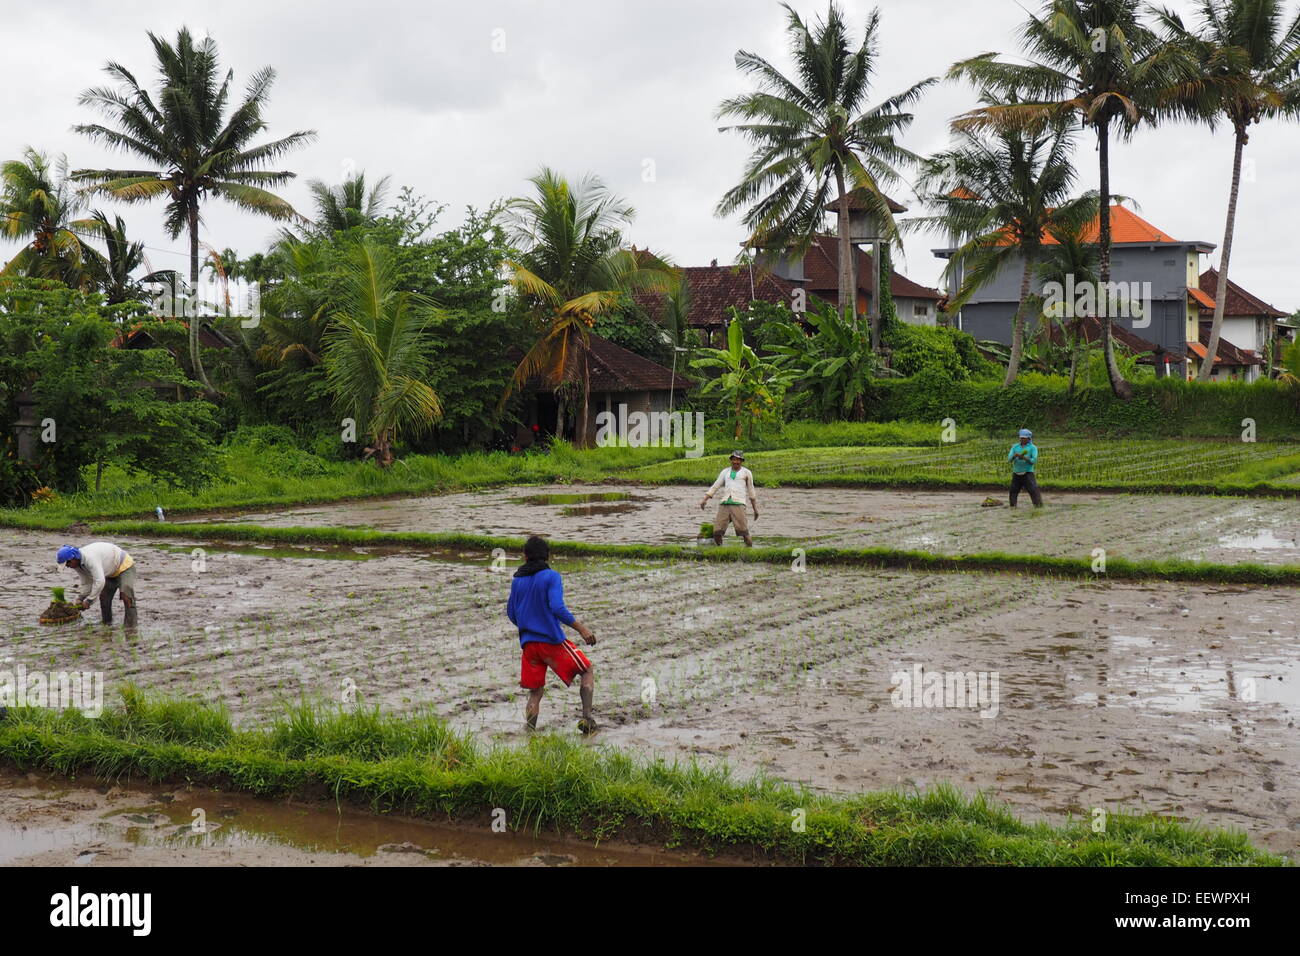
[77,562,105,607]
[506,581,518,626]
[547,574,595,644]
[745,469,758,516]
[1027,445,1038,466]
[701,469,725,509]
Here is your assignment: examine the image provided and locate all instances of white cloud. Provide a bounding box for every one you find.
[1,0,1296,310]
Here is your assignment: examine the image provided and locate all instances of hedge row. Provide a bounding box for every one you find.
[872,371,1300,439]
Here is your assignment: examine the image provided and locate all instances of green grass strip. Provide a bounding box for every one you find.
[0,690,1281,866]
[628,471,1300,498]
[84,519,1300,586]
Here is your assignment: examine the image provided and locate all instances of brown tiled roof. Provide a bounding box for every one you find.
[633,265,798,328]
[509,333,689,394]
[1197,269,1287,319]
[1043,316,1186,364]
[111,321,233,351]
[586,333,689,392]
[802,235,943,301]
[822,189,908,214]
[1193,321,1262,366]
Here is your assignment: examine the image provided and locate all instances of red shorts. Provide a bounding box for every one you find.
[520,639,591,690]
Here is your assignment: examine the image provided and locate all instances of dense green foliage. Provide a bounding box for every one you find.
[761,299,886,421]
[872,369,1300,437]
[0,279,219,504]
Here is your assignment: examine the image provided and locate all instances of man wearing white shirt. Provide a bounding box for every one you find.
[56,542,138,628]
[700,450,758,547]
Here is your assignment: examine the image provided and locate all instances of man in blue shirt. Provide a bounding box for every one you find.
[506,535,598,733]
[1007,428,1043,508]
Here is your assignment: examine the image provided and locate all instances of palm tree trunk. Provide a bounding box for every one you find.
[1096,121,1132,400]
[1198,124,1246,382]
[188,205,215,394]
[1067,319,1082,397]
[577,349,591,449]
[870,241,881,352]
[374,430,393,468]
[834,167,856,335]
[1004,254,1035,386]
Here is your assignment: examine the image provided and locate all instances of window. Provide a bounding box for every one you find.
[1163,258,1176,267]
[913,303,929,317]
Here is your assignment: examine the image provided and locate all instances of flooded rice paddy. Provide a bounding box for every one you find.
[3,519,1298,859]
[178,484,1300,566]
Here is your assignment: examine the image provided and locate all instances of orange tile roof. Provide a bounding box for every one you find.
[992,205,1182,247]
[1188,287,1216,310]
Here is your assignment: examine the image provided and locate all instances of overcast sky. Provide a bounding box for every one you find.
[4,0,1297,311]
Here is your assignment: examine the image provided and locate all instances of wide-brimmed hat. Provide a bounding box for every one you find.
[729,450,745,460]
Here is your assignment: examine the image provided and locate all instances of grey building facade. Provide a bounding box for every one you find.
[933,206,1215,377]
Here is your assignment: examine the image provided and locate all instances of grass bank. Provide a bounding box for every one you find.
[75,519,1300,585]
[2,442,678,530]
[2,421,970,530]
[7,430,1300,533]
[0,690,1279,866]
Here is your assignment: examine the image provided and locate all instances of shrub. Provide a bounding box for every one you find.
[872,373,1300,438]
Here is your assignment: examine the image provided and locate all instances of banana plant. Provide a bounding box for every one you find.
[691,317,791,440]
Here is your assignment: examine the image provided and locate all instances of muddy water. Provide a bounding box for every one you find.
[3,527,1298,858]
[176,484,1300,566]
[0,768,727,866]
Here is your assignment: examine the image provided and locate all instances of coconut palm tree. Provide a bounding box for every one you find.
[71,27,316,394]
[1036,219,1101,394]
[0,148,103,288]
[1155,0,1300,381]
[715,2,933,348]
[502,168,676,446]
[307,171,392,234]
[949,0,1183,398]
[202,247,241,280]
[257,237,332,369]
[322,240,442,467]
[913,106,1098,385]
[84,210,176,305]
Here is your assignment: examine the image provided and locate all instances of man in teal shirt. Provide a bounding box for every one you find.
[1007,428,1043,508]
